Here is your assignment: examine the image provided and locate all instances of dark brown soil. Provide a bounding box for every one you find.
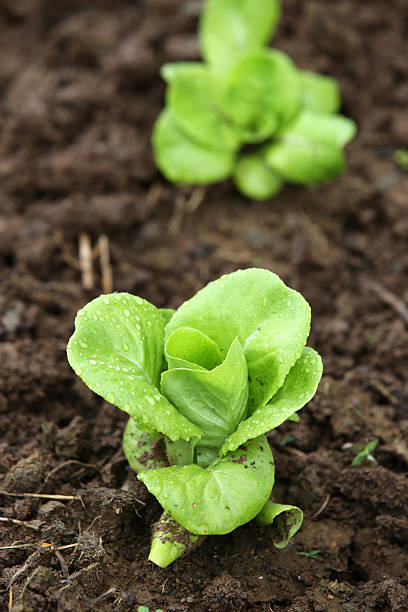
[1,1,408,610]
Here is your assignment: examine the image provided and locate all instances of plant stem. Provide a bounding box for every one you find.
[149,512,204,568]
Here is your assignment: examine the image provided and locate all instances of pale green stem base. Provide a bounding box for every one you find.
[149,511,203,568]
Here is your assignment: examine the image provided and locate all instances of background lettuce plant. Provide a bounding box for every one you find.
[152,0,357,200]
[67,269,323,567]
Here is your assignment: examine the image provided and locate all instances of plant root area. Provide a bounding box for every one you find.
[1,1,407,610]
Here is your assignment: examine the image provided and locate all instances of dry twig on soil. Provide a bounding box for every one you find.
[79,232,94,289]
[365,279,408,325]
[98,234,113,294]
[0,517,41,531]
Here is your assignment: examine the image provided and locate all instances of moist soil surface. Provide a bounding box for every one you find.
[1,1,408,610]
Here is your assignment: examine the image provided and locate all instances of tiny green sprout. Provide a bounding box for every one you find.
[280,434,296,447]
[393,148,408,171]
[137,607,164,612]
[298,549,321,559]
[67,268,323,567]
[152,0,356,200]
[351,439,378,466]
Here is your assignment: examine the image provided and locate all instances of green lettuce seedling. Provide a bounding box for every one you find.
[298,549,321,559]
[67,269,323,567]
[152,0,356,200]
[352,439,378,466]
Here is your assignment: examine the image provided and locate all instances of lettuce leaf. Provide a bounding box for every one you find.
[221,49,300,141]
[233,150,283,200]
[300,70,341,114]
[165,268,311,414]
[67,293,201,441]
[166,63,241,151]
[265,136,346,185]
[162,337,248,466]
[280,109,356,148]
[152,109,236,185]
[265,109,356,185]
[221,347,322,454]
[257,501,303,548]
[165,326,222,371]
[200,0,281,73]
[139,435,274,535]
[123,418,167,472]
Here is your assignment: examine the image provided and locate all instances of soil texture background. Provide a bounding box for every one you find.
[0,0,408,610]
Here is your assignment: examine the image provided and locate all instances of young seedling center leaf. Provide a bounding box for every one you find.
[165,268,311,414]
[165,327,222,371]
[221,49,300,141]
[300,70,341,114]
[139,435,275,535]
[152,109,235,184]
[162,337,248,466]
[66,293,201,441]
[221,347,323,455]
[200,0,281,73]
[233,150,283,200]
[167,63,240,152]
